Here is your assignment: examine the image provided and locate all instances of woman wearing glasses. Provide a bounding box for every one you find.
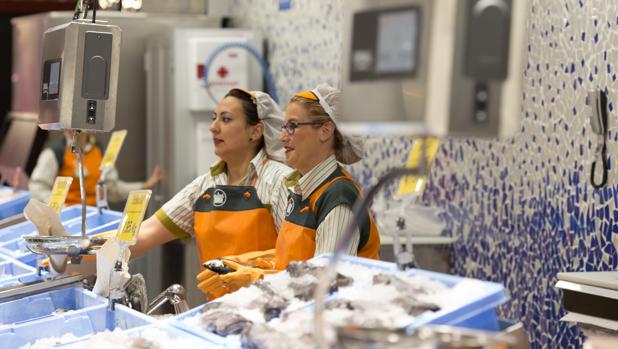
[131,88,291,295]
[198,84,381,300]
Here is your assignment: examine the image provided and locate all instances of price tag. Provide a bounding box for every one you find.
[116,190,152,245]
[48,176,73,213]
[100,130,128,170]
[397,137,440,195]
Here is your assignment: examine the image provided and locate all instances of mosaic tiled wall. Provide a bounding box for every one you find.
[424,1,618,347]
[230,0,344,105]
[230,1,618,348]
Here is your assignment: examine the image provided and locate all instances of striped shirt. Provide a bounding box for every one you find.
[156,149,292,239]
[286,155,360,256]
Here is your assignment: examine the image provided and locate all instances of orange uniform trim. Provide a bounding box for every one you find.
[295,90,319,101]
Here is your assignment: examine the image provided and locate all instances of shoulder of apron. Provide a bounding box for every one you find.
[310,169,373,252]
[311,176,360,226]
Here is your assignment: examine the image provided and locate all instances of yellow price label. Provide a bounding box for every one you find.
[48,176,73,213]
[116,190,152,244]
[100,130,128,170]
[397,137,440,195]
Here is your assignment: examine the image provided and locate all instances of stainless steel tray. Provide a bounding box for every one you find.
[24,236,108,256]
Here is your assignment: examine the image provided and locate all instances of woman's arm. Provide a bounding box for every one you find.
[130,214,178,258]
[105,166,162,203]
[28,148,59,203]
[131,173,207,257]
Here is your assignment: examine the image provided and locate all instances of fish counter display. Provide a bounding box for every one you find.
[1,255,508,349]
[173,256,507,348]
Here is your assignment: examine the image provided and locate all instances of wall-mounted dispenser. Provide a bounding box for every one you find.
[341,0,527,139]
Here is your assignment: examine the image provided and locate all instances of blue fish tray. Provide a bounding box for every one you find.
[0,287,155,349]
[169,255,508,345]
[0,187,30,220]
[0,253,38,288]
[55,324,220,348]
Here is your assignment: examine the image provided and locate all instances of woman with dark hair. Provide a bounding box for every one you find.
[131,88,291,295]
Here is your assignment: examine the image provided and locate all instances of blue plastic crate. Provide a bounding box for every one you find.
[0,238,44,267]
[0,252,37,287]
[311,255,507,332]
[0,286,106,324]
[170,254,507,344]
[0,272,44,289]
[62,209,122,236]
[0,288,155,349]
[0,187,30,220]
[55,324,219,348]
[172,305,233,346]
[0,206,97,243]
[0,209,122,267]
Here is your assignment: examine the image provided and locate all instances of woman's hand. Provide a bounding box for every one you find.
[197,260,278,300]
[144,165,162,189]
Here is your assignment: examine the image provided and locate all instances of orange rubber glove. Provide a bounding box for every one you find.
[196,268,228,300]
[219,249,276,267]
[197,259,279,300]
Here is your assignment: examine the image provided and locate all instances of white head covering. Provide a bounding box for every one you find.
[229,88,285,162]
[299,84,364,164]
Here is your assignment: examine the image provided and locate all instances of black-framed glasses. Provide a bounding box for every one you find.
[281,120,325,135]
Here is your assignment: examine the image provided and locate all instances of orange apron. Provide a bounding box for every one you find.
[58,142,102,206]
[275,167,380,270]
[193,184,278,265]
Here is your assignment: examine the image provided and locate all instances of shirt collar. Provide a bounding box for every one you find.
[286,155,338,200]
[209,149,268,184]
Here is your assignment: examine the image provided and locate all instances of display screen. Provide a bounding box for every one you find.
[41,59,61,100]
[376,10,418,74]
[49,62,60,95]
[349,6,421,81]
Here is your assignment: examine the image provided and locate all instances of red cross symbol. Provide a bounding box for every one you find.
[217,66,229,78]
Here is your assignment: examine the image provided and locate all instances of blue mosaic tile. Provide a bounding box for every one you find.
[231,1,618,348]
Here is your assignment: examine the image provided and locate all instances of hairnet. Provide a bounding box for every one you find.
[229,88,285,162]
[296,84,364,164]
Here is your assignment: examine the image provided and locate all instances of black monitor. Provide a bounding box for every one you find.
[349,5,421,81]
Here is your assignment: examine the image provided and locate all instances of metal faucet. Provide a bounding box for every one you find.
[147,284,190,315]
[313,136,432,347]
[393,194,419,270]
[108,260,125,310]
[95,167,111,214]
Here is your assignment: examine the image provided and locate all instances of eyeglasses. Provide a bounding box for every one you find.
[281,120,325,135]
